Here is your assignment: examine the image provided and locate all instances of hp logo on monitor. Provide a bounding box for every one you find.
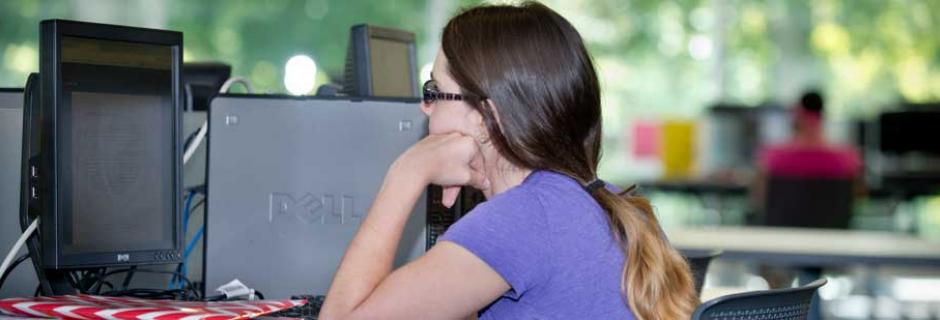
[117,254,130,262]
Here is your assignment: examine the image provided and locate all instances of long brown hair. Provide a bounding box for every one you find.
[442,2,698,319]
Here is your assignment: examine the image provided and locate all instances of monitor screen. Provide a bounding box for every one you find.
[59,36,175,254]
[369,38,414,98]
[342,25,417,98]
[880,111,940,155]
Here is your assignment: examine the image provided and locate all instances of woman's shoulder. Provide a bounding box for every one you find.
[476,171,583,211]
[438,173,566,303]
[467,179,546,222]
[458,171,595,230]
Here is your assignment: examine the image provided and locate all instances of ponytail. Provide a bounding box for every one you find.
[590,188,699,320]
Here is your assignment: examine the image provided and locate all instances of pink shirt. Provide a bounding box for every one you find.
[759,142,862,179]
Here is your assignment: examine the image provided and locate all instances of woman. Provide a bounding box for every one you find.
[320,2,697,319]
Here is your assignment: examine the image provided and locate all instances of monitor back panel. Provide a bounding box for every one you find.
[205,95,427,298]
[0,89,38,297]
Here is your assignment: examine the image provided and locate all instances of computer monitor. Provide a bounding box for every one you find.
[701,105,759,174]
[879,110,940,155]
[876,109,940,195]
[23,20,182,290]
[701,104,790,177]
[183,62,231,111]
[0,88,39,298]
[342,24,419,98]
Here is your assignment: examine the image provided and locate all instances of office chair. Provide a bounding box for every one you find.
[691,278,827,320]
[683,250,722,296]
[764,176,854,229]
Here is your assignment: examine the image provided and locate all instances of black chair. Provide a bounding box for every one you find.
[765,176,854,229]
[683,250,722,296]
[691,278,827,320]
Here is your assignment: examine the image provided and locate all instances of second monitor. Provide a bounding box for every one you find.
[342,24,419,99]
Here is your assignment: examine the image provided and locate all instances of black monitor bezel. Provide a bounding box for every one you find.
[183,62,232,111]
[38,19,183,269]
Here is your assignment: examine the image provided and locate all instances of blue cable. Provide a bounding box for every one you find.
[179,191,209,290]
[179,226,203,289]
[170,191,195,289]
[183,191,194,242]
[183,226,204,261]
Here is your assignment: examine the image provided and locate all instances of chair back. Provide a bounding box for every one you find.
[765,176,853,229]
[691,278,827,320]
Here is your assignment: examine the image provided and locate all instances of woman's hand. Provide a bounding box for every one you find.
[391,132,490,208]
[321,133,501,320]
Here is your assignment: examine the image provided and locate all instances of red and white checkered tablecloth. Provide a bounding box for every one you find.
[0,295,304,320]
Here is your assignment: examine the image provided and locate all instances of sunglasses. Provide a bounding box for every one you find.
[422,79,469,104]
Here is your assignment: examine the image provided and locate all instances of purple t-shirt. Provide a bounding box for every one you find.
[440,170,635,319]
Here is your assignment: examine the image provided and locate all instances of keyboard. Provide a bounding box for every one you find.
[267,295,325,319]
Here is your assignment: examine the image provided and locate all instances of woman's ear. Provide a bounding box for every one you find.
[471,99,503,145]
[469,110,489,145]
[420,100,433,116]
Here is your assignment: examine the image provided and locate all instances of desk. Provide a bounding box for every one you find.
[638,180,748,196]
[639,179,939,199]
[667,226,940,267]
[638,180,750,225]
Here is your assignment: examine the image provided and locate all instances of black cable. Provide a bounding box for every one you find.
[185,184,207,195]
[184,127,201,150]
[90,268,107,294]
[75,270,90,292]
[99,281,114,293]
[68,269,95,294]
[190,198,206,213]
[97,268,200,301]
[66,272,82,293]
[0,254,29,291]
[121,266,137,291]
[76,269,100,293]
[203,294,227,301]
[172,263,184,291]
[101,288,189,300]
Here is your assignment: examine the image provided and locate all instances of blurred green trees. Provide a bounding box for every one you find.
[1,0,938,180]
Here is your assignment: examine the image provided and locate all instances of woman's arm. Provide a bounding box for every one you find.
[319,133,507,319]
